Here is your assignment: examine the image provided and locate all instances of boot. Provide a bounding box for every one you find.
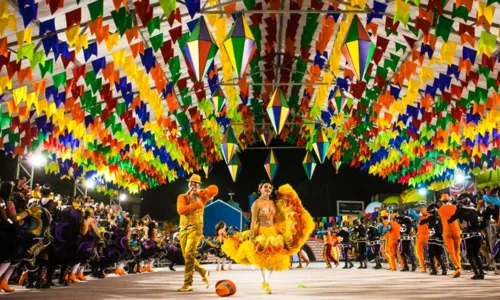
[348,261,354,268]
[0,279,15,292]
[429,262,438,275]
[129,263,136,274]
[68,273,79,283]
[436,257,447,275]
[475,257,485,280]
[76,271,87,281]
[42,265,55,289]
[411,262,417,272]
[342,261,349,269]
[35,264,47,289]
[401,264,409,272]
[59,265,70,286]
[357,262,364,269]
[18,271,28,286]
[469,259,480,280]
[26,272,36,289]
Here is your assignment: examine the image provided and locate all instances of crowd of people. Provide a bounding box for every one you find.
[314,188,500,280]
[3,173,500,295]
[0,177,183,294]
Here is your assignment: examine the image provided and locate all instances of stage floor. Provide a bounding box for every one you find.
[2,262,500,299]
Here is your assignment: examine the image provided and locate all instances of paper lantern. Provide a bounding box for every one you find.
[223,14,257,78]
[264,149,279,181]
[260,128,273,147]
[203,164,212,178]
[331,87,347,113]
[221,126,238,164]
[341,15,375,80]
[302,151,317,180]
[266,88,290,135]
[333,161,342,174]
[211,87,226,113]
[227,155,242,182]
[312,127,329,164]
[183,17,218,82]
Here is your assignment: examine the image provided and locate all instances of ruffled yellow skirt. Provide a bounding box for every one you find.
[222,184,316,272]
[222,226,291,271]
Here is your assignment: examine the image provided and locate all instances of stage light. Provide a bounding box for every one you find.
[29,153,47,167]
[455,173,466,184]
[418,187,427,196]
[119,194,127,201]
[85,179,96,189]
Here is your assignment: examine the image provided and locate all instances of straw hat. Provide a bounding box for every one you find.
[187,174,202,184]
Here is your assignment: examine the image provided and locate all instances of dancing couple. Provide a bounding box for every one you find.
[176,176,314,294]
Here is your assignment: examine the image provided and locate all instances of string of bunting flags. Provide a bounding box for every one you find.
[0,0,498,194]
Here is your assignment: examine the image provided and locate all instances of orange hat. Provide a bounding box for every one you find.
[440,193,450,202]
[187,174,202,184]
[215,279,236,297]
[420,208,428,215]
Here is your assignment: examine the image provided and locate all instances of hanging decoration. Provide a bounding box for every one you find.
[223,14,257,78]
[1,0,500,194]
[260,128,273,147]
[203,164,212,178]
[221,126,238,165]
[312,127,329,164]
[264,149,279,181]
[302,151,317,180]
[333,161,342,174]
[340,15,375,81]
[266,88,290,135]
[227,154,242,182]
[331,87,348,113]
[183,17,218,82]
[211,86,226,113]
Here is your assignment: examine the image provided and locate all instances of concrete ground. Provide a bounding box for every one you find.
[1,262,500,299]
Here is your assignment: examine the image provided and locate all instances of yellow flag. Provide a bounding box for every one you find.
[0,75,11,94]
[105,32,119,51]
[65,25,80,47]
[0,0,8,18]
[112,48,126,67]
[13,86,27,106]
[16,27,32,48]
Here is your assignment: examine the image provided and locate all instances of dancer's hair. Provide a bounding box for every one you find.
[215,221,226,233]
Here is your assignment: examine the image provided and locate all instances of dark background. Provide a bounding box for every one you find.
[140,144,407,221]
[1,145,407,221]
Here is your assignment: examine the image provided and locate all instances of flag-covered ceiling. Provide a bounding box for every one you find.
[0,0,499,194]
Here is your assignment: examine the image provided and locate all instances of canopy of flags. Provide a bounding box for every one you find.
[0,0,499,194]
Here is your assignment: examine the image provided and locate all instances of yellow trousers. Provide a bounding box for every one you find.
[443,231,462,270]
[179,227,207,285]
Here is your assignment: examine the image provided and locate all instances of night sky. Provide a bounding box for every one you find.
[1,147,407,221]
[141,144,407,221]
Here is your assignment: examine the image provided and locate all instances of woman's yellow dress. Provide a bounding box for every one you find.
[222,184,315,271]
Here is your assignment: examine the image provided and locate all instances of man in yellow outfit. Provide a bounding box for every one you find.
[177,174,218,292]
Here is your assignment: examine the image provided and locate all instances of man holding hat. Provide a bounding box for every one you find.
[177,174,218,292]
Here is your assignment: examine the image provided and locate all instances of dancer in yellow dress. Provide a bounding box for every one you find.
[222,180,314,294]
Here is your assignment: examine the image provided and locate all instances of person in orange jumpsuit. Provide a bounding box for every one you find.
[437,193,461,278]
[323,227,339,268]
[379,211,400,271]
[416,208,430,272]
